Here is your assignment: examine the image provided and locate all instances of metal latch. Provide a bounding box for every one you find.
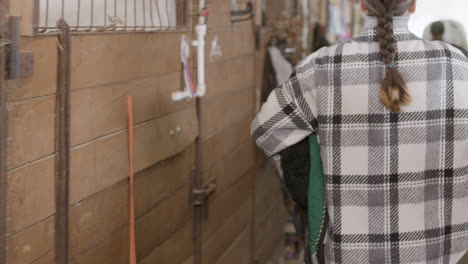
[7,17,34,79]
[192,179,217,218]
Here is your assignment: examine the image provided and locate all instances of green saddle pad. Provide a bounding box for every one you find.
[308,134,326,254]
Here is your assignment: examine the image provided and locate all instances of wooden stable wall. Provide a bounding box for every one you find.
[5,0,288,264]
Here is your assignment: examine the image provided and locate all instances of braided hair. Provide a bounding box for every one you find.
[363,0,414,112]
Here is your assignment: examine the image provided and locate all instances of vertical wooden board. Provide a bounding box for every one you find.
[70,131,128,204]
[204,140,255,192]
[201,117,251,172]
[6,217,55,264]
[138,221,193,264]
[202,200,251,264]
[7,96,56,169]
[71,34,130,90]
[201,87,254,140]
[215,226,251,264]
[202,172,252,243]
[127,32,182,80]
[69,181,129,258]
[9,37,57,101]
[71,227,129,264]
[135,144,195,218]
[135,185,191,261]
[128,72,195,125]
[205,55,255,99]
[134,107,199,173]
[7,156,55,236]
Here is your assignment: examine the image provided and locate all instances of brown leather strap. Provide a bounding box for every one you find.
[56,19,71,264]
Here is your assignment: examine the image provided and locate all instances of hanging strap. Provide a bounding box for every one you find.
[56,19,71,264]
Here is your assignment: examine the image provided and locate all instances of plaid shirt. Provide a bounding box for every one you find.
[252,17,468,263]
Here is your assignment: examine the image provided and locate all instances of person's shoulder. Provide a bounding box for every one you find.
[426,40,468,60]
[295,44,342,70]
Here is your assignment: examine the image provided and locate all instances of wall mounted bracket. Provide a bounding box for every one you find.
[7,17,34,79]
[192,178,217,218]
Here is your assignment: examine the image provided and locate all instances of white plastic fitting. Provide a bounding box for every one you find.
[172,91,192,102]
[193,23,207,98]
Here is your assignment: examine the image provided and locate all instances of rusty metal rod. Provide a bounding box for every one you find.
[0,1,8,263]
[56,19,71,264]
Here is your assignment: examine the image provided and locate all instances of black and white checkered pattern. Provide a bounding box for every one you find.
[252,17,468,263]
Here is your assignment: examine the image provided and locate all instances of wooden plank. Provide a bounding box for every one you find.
[138,222,193,264]
[202,171,252,243]
[7,156,55,236]
[69,181,129,258]
[7,107,197,237]
[138,221,193,264]
[128,32,182,80]
[9,37,57,101]
[202,199,251,264]
[206,23,255,65]
[135,144,195,217]
[128,73,195,125]
[7,96,56,169]
[70,227,128,264]
[254,165,285,229]
[203,139,255,191]
[201,87,254,140]
[133,106,198,172]
[253,206,286,262]
[10,0,34,36]
[9,70,194,169]
[215,226,251,264]
[205,55,255,99]
[6,217,55,264]
[135,185,191,261]
[8,179,129,264]
[201,117,251,173]
[10,33,190,102]
[71,72,193,146]
[71,35,130,90]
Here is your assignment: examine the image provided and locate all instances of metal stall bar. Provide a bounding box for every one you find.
[56,19,72,264]
[89,0,95,31]
[0,0,8,262]
[76,0,81,31]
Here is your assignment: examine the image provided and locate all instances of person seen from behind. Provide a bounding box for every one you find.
[251,0,468,263]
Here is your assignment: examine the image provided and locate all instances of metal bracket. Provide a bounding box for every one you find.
[7,17,34,79]
[192,179,217,218]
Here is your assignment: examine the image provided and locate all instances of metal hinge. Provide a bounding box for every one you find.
[7,17,34,79]
[191,179,217,218]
